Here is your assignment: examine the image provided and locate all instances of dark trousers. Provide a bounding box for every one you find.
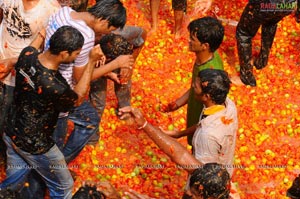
[236,3,291,71]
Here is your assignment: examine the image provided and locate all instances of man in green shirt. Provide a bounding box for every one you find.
[161,16,224,145]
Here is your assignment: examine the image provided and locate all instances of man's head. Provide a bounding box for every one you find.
[287,175,300,199]
[188,17,224,53]
[72,185,105,199]
[49,26,84,63]
[88,0,126,34]
[99,33,133,63]
[190,163,230,199]
[193,69,230,105]
[58,0,88,12]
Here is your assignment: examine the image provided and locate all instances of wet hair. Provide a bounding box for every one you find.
[71,0,88,12]
[188,17,224,52]
[190,163,230,199]
[198,69,231,104]
[287,175,300,199]
[98,33,133,61]
[58,0,88,12]
[72,185,106,199]
[88,0,126,29]
[0,189,21,199]
[49,26,84,55]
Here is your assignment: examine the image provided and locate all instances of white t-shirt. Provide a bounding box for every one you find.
[192,97,238,177]
[0,0,60,86]
[45,6,95,88]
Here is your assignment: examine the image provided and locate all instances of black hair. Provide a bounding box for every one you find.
[188,17,224,52]
[99,33,133,60]
[49,26,84,55]
[190,163,230,199]
[72,185,106,199]
[58,0,88,12]
[88,0,126,29]
[71,0,89,12]
[0,189,21,199]
[287,175,300,199]
[198,69,231,104]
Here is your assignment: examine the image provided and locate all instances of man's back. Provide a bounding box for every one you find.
[9,46,77,154]
[45,6,95,87]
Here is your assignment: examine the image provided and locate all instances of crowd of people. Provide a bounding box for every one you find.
[0,0,299,198]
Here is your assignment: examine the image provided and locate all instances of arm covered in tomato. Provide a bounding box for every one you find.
[119,107,202,174]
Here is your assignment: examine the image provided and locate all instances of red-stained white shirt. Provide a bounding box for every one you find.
[0,0,60,86]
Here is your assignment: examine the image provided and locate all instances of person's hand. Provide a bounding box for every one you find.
[194,0,213,14]
[118,107,146,128]
[159,127,179,137]
[120,67,132,84]
[115,55,134,69]
[160,101,179,113]
[0,58,15,80]
[89,44,105,64]
[106,72,120,84]
[122,189,155,199]
[295,10,300,23]
[95,56,106,68]
[96,181,121,199]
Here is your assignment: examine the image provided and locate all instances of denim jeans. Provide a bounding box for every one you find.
[19,100,99,199]
[0,134,73,199]
[0,82,14,158]
[59,100,100,163]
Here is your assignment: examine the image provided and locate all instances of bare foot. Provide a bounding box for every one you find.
[174,32,181,39]
[148,27,158,36]
[230,75,244,86]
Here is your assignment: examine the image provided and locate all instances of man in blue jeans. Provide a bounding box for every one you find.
[0,26,102,199]
[89,26,147,144]
[47,0,133,159]
[21,0,134,198]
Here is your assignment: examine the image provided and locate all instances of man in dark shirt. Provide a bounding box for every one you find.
[0,26,103,199]
[236,0,300,86]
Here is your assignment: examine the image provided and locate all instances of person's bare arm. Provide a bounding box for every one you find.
[73,45,102,105]
[161,124,197,138]
[161,89,190,112]
[73,54,134,83]
[0,58,17,80]
[119,107,202,174]
[30,29,46,50]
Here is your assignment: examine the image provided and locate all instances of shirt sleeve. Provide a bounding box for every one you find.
[55,88,78,112]
[201,138,222,163]
[73,37,94,68]
[15,46,38,70]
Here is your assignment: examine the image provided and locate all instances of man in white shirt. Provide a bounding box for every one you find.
[0,0,60,160]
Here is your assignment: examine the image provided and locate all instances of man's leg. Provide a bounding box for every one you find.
[113,26,147,56]
[52,116,69,151]
[0,83,14,160]
[254,14,289,69]
[113,26,146,113]
[0,134,31,191]
[19,116,69,199]
[16,144,73,199]
[115,81,131,112]
[63,100,100,163]
[89,77,107,144]
[172,0,186,38]
[19,171,46,199]
[236,3,261,86]
[150,0,160,33]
